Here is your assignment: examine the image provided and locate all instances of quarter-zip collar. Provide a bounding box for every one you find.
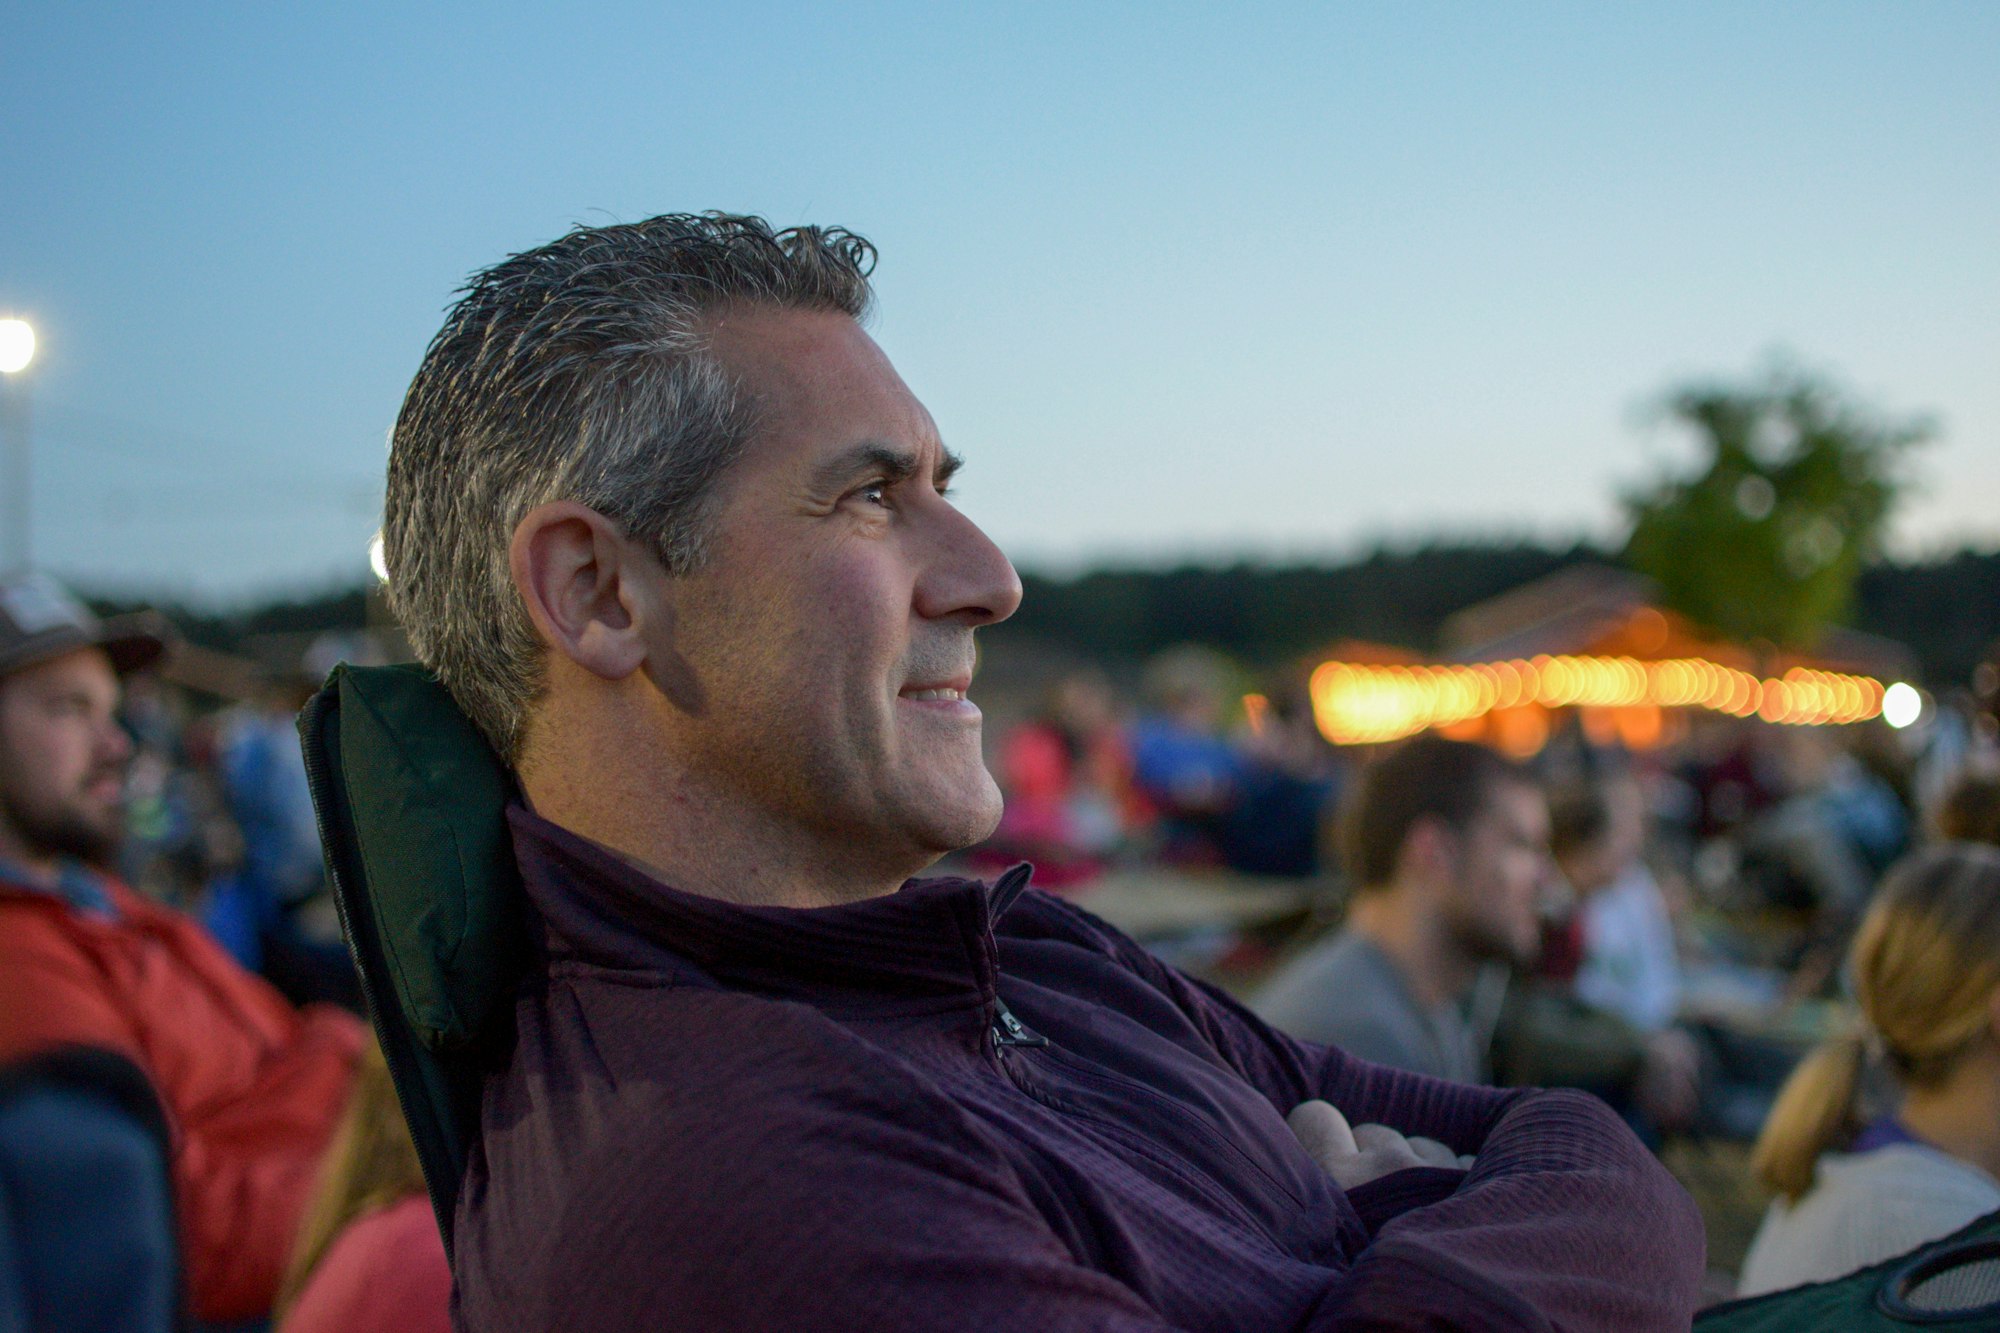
[509,804,1034,1016]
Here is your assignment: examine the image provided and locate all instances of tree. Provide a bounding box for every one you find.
[1621,364,1930,650]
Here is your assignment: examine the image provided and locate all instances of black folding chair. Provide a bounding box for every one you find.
[1696,1208,2000,1331]
[298,664,527,1258]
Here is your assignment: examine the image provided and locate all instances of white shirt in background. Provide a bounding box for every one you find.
[1737,1143,2000,1295]
[1575,863,1681,1033]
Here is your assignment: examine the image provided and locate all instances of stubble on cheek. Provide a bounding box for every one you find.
[677,558,876,829]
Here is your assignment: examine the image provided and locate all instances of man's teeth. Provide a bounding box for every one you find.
[903,688,963,702]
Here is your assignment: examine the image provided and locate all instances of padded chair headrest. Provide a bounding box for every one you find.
[327,663,524,1051]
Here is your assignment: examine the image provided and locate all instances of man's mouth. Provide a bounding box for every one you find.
[898,673,977,711]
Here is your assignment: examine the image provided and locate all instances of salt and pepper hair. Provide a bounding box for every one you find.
[383,213,876,759]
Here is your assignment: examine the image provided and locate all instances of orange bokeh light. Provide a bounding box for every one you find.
[1308,650,1890,746]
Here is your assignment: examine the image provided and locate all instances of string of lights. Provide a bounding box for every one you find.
[1307,653,1918,747]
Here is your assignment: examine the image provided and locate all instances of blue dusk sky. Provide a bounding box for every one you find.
[2,2,1995,602]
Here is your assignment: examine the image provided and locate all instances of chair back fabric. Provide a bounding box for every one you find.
[298,664,525,1256]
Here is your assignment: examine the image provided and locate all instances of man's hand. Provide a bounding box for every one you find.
[1286,1100,1472,1191]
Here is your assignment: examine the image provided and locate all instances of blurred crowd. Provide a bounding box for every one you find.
[968,647,1347,885]
[119,671,356,1009]
[0,580,428,1333]
[7,578,2000,1327]
[965,641,2000,1300]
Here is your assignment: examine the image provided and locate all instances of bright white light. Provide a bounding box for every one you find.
[0,320,34,374]
[368,531,390,583]
[1882,682,1923,730]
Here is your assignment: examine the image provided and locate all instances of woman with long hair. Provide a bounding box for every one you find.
[275,1036,450,1333]
[1739,842,2000,1294]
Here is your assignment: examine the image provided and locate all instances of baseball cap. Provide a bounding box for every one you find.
[0,573,170,682]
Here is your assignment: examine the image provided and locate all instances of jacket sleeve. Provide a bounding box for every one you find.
[172,1006,361,1323]
[1334,1088,1706,1331]
[1030,894,1707,1330]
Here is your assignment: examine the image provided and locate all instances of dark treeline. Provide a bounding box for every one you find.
[998,543,1596,666]
[91,542,2000,687]
[1855,549,2000,688]
[91,587,375,656]
[998,542,1999,686]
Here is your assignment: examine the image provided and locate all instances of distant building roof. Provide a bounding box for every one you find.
[1439,565,1656,662]
[1437,562,1920,681]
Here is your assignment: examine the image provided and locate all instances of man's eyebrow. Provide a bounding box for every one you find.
[814,443,965,491]
[935,446,964,489]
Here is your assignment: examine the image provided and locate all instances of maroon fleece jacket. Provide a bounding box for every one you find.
[452,807,1704,1331]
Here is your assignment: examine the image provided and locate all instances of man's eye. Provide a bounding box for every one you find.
[856,482,890,506]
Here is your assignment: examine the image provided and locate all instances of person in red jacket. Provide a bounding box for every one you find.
[0,573,362,1324]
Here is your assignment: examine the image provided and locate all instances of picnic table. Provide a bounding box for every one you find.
[1072,869,1332,943]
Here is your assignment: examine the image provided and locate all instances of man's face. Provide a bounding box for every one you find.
[0,649,132,867]
[1559,778,1646,897]
[642,306,1022,872]
[1441,779,1553,968]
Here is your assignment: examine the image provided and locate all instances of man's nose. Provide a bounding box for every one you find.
[98,715,134,766]
[915,500,1023,627]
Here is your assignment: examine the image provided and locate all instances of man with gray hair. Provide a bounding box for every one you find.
[385,213,1703,1331]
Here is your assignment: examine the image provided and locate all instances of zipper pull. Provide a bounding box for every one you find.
[990,996,1047,1049]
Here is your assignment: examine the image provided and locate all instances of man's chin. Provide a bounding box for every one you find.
[23,818,122,868]
[1451,921,1539,973]
[903,778,1005,858]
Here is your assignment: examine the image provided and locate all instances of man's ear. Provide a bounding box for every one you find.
[1398,817,1459,892]
[509,501,655,681]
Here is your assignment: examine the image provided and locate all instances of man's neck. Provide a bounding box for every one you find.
[520,760,920,911]
[1347,891,1476,1011]
[0,828,59,888]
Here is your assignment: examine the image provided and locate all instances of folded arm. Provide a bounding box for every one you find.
[1042,898,1708,1328]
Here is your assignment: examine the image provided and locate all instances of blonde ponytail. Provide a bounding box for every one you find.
[1751,1034,1868,1201]
[1752,842,2000,1203]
